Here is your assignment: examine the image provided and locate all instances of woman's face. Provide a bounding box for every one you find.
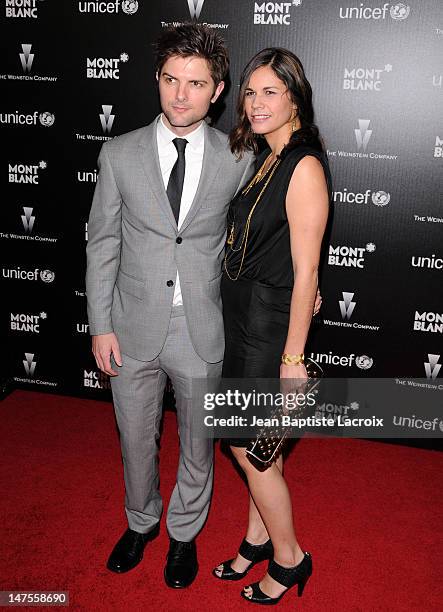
[244,65,294,137]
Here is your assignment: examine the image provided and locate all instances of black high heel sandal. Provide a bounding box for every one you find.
[240,552,312,605]
[212,538,274,581]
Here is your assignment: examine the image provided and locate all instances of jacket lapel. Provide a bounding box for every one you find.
[137,117,178,231]
[179,121,224,233]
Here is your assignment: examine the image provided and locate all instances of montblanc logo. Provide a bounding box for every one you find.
[309,351,374,370]
[433,75,442,88]
[343,64,392,91]
[424,354,441,379]
[99,105,115,134]
[315,400,359,423]
[84,369,111,390]
[328,243,376,268]
[19,43,34,72]
[355,119,372,151]
[187,0,205,19]
[411,254,443,270]
[0,110,55,127]
[11,311,47,334]
[23,352,36,376]
[9,160,47,184]
[78,0,138,14]
[5,1,40,19]
[86,52,129,79]
[21,206,35,232]
[339,3,410,20]
[2,266,55,282]
[434,136,443,158]
[339,292,356,320]
[333,188,390,206]
[253,1,302,26]
[414,312,443,334]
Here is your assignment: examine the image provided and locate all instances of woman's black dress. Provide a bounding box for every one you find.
[221,143,331,446]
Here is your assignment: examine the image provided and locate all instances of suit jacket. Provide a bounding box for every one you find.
[86,116,253,362]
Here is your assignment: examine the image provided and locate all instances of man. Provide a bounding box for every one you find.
[86,23,253,588]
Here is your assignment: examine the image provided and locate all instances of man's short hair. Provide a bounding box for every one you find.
[154,22,229,86]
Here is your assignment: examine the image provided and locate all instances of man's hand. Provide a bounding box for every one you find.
[313,288,322,316]
[92,332,122,376]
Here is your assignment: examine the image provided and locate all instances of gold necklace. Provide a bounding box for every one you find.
[224,158,281,281]
[241,153,276,197]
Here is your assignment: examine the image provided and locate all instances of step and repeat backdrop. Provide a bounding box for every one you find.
[1,0,442,400]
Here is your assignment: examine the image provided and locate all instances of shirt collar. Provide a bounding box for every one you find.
[157,114,204,151]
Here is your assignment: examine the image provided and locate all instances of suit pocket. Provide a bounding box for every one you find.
[116,270,145,300]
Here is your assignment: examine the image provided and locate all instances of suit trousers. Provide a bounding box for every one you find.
[110,306,222,541]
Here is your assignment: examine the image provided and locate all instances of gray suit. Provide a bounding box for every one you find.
[86,116,252,539]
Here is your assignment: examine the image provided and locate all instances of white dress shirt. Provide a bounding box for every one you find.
[156,114,205,306]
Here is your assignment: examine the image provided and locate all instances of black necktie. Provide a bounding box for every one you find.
[167,138,188,224]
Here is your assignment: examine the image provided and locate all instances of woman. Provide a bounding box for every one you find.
[212,48,331,604]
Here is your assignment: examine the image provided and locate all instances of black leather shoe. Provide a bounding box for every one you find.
[107,526,159,573]
[164,538,198,588]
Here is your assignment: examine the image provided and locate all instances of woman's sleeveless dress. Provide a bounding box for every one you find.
[221,143,331,446]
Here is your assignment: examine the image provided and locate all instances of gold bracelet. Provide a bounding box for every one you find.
[281,353,305,366]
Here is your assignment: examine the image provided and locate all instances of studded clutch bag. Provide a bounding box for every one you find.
[245,358,323,471]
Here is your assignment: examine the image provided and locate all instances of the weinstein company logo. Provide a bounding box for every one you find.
[23,352,36,377]
[187,0,205,19]
[19,43,34,73]
[355,119,372,151]
[424,354,441,379]
[21,207,35,233]
[328,119,398,160]
[339,292,356,320]
[320,292,380,331]
[100,105,115,134]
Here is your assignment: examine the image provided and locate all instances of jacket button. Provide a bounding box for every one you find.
[166,280,174,287]
[176,237,182,244]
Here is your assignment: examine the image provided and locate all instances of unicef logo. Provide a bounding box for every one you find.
[372,191,390,206]
[390,3,410,20]
[39,112,55,127]
[40,270,55,283]
[122,0,138,14]
[356,355,373,370]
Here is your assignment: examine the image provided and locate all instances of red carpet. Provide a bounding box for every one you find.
[1,390,442,611]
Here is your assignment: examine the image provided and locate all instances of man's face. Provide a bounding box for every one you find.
[158,55,224,135]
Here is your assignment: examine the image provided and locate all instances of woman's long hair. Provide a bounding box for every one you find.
[230,48,322,157]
